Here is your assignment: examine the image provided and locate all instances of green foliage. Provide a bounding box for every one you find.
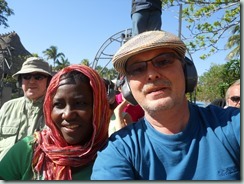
[80,59,90,66]
[2,73,15,84]
[161,0,240,61]
[32,53,39,57]
[0,0,14,28]
[222,59,240,82]
[42,46,65,69]
[196,58,240,102]
[55,56,70,71]
[160,0,240,102]
[197,64,226,102]
[2,74,19,98]
[225,25,240,60]
[95,65,118,80]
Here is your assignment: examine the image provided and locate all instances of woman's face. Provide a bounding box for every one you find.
[51,79,93,145]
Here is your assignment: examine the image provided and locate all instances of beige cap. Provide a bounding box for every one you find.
[12,57,52,79]
[112,30,187,75]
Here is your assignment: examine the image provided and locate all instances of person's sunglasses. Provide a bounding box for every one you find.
[230,96,240,103]
[125,52,180,77]
[22,73,48,80]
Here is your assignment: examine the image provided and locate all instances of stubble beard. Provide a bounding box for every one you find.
[141,97,175,117]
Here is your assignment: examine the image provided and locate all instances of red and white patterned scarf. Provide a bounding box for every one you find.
[32,64,110,180]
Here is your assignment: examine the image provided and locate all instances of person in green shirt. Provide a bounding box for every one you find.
[0,64,110,180]
[0,57,52,160]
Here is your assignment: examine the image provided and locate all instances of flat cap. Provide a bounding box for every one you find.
[112,30,187,75]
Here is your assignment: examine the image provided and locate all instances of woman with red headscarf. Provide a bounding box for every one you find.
[0,64,110,180]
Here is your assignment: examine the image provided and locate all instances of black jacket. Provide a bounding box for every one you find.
[131,0,162,15]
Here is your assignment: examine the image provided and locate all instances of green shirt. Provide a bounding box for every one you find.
[0,96,45,160]
[0,136,93,180]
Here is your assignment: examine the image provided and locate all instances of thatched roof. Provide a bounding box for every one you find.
[0,31,32,76]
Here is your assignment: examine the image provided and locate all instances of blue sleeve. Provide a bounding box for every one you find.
[223,108,240,165]
[231,110,240,145]
[200,105,240,167]
[91,138,135,180]
[213,107,240,160]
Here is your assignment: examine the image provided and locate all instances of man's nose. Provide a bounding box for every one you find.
[146,62,160,81]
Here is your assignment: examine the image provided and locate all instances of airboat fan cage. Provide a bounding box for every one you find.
[92,28,132,72]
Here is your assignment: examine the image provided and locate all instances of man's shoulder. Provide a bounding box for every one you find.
[205,103,239,117]
[190,102,239,113]
[109,119,145,140]
[190,103,240,126]
[1,96,25,109]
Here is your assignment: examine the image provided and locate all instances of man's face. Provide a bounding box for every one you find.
[227,85,240,108]
[125,48,186,114]
[21,72,49,101]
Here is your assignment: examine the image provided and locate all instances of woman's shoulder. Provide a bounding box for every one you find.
[9,135,36,153]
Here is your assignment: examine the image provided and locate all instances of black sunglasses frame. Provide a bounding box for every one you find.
[125,52,180,77]
[230,96,240,103]
[22,73,48,81]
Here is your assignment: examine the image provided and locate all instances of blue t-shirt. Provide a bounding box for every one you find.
[91,103,240,180]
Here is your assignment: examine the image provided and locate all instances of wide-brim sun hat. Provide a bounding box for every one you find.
[112,30,187,75]
[12,57,52,79]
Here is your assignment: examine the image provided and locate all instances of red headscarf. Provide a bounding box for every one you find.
[32,64,110,180]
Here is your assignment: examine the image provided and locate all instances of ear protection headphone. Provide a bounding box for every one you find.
[120,76,138,105]
[121,56,198,106]
[184,56,198,93]
[115,77,124,90]
[104,79,116,105]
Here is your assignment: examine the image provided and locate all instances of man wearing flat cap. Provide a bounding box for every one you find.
[0,57,52,160]
[91,30,240,180]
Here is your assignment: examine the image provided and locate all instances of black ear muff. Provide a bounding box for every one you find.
[121,77,138,106]
[104,79,116,105]
[108,87,116,105]
[184,57,198,93]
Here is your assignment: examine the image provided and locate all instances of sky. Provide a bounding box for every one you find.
[0,0,240,77]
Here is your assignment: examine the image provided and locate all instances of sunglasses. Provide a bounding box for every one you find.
[22,73,48,80]
[125,53,180,77]
[230,96,240,103]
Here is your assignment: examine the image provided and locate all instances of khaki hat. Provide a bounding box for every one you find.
[112,30,187,75]
[12,57,52,79]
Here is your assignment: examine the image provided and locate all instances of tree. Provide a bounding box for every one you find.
[93,65,117,80]
[55,56,70,71]
[196,58,240,102]
[196,64,227,102]
[80,59,118,80]
[222,59,240,83]
[80,59,90,66]
[32,53,39,57]
[42,46,65,69]
[161,0,240,61]
[225,25,240,60]
[0,0,14,28]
